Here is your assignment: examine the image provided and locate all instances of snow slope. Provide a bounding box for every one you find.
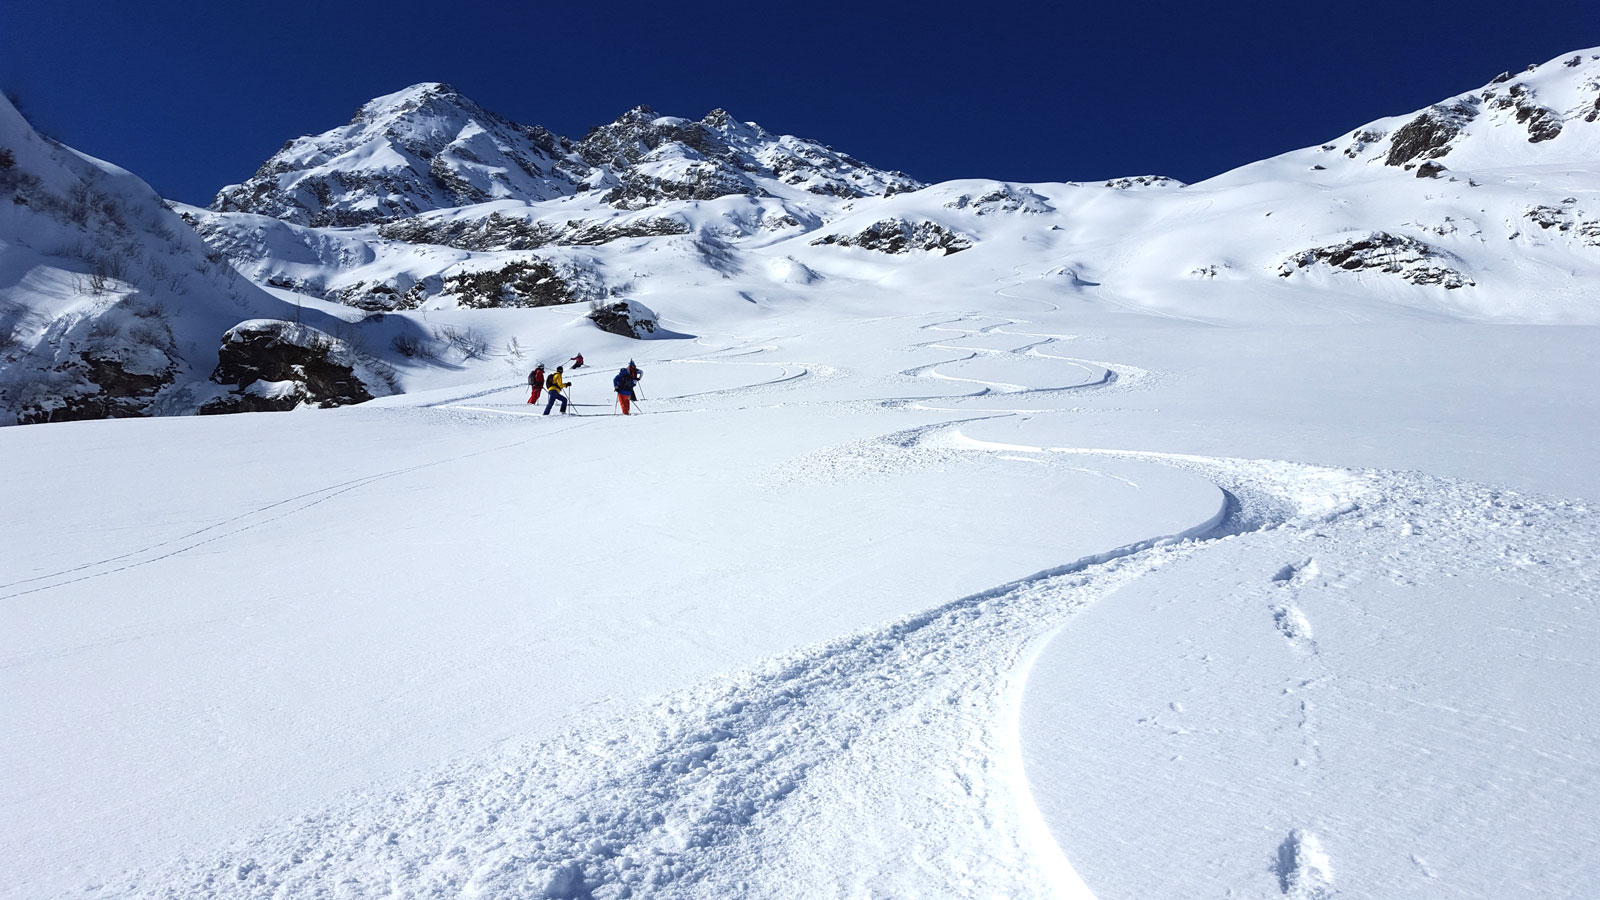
[4,274,1599,897]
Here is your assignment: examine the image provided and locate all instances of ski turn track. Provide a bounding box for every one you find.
[79,431,1516,900]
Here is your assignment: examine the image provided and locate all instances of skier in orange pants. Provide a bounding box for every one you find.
[613,366,637,415]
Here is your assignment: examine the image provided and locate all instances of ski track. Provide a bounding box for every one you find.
[0,422,589,609]
[53,311,1600,899]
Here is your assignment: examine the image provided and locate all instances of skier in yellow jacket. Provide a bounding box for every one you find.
[542,366,570,415]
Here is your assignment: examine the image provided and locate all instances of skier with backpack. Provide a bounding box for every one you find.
[626,360,643,399]
[613,365,638,415]
[543,366,570,415]
[527,364,545,405]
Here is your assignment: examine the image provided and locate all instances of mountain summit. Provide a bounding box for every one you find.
[212,82,585,226]
[211,85,920,225]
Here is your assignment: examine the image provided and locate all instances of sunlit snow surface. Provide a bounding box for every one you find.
[4,285,1599,899]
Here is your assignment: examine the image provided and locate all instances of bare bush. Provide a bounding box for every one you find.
[87,316,120,339]
[129,298,168,319]
[128,319,173,350]
[64,183,93,227]
[432,325,489,360]
[391,334,426,358]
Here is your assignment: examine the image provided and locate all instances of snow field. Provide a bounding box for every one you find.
[5,286,1599,898]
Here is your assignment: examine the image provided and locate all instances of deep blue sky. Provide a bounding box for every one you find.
[5,1,1596,206]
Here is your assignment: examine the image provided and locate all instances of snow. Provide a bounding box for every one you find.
[5,46,1600,900]
[5,291,1599,897]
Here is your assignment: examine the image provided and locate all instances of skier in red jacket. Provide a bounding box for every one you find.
[527,364,545,404]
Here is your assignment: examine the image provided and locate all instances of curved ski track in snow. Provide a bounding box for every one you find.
[93,422,1548,900]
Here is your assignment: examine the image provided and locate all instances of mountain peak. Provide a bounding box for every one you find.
[352,82,479,124]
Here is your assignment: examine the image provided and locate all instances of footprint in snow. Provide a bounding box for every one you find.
[1275,828,1336,899]
[1270,558,1320,586]
[1272,604,1315,649]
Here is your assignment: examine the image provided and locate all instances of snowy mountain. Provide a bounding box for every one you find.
[4,47,1600,900]
[181,49,1600,335]
[210,84,919,227]
[212,83,587,226]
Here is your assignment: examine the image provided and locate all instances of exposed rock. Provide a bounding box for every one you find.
[378,212,560,251]
[446,258,583,309]
[1385,102,1478,166]
[586,299,659,338]
[1524,204,1600,246]
[1343,130,1387,159]
[945,185,1054,215]
[811,219,972,255]
[202,320,378,414]
[564,217,692,245]
[1103,175,1183,190]
[1516,103,1563,142]
[1279,233,1474,289]
[1416,161,1447,179]
[15,351,176,425]
[377,211,690,252]
[1482,83,1564,143]
[577,106,920,205]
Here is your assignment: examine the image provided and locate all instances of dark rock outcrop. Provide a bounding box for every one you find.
[201,320,376,414]
[811,219,972,255]
[1385,102,1478,166]
[16,352,176,425]
[1279,233,1474,289]
[586,300,659,338]
[446,259,579,309]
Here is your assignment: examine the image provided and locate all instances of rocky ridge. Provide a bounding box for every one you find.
[211,87,922,227]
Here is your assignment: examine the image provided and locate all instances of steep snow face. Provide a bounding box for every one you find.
[211,83,587,226]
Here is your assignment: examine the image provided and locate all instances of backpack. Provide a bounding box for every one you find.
[546,373,560,390]
[529,369,542,386]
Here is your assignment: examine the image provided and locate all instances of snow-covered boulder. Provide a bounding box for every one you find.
[586,299,659,338]
[1277,232,1475,289]
[201,320,388,414]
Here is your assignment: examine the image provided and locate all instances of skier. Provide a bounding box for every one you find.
[569,353,585,369]
[527,363,545,405]
[543,366,569,415]
[613,365,637,415]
